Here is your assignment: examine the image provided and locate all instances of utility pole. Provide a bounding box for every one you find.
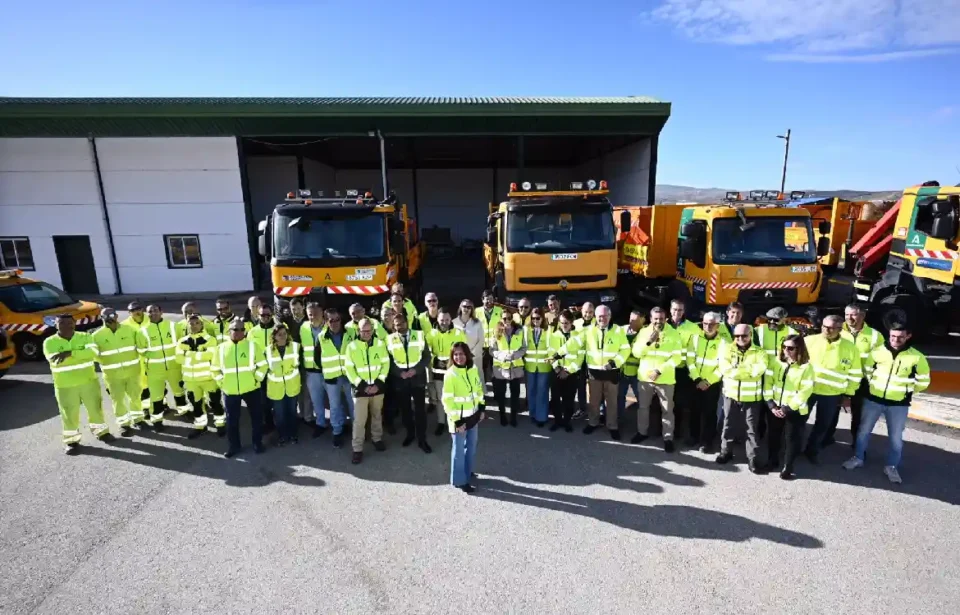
[777,129,791,194]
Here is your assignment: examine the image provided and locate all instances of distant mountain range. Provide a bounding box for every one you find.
[654,184,901,204]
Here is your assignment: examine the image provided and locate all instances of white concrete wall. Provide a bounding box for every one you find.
[0,138,118,294]
[97,137,252,294]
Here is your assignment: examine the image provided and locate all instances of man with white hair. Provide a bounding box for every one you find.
[581,304,630,440]
[687,311,726,453]
[716,323,769,472]
[572,301,596,418]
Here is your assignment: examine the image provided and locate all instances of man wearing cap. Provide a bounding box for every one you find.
[212,318,268,457]
[92,308,140,435]
[45,314,115,453]
[136,305,191,431]
[121,301,151,421]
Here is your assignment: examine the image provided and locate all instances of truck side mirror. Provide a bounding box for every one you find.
[257,218,269,257]
[818,220,831,235]
[680,237,706,269]
[817,236,831,256]
[619,210,631,233]
[486,227,497,246]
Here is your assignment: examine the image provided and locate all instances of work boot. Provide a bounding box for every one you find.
[402,434,416,447]
[715,451,733,464]
[64,443,81,455]
[500,412,508,426]
[434,423,446,436]
[352,451,363,464]
[312,424,327,439]
[188,429,205,440]
[630,432,648,445]
[419,441,433,454]
[373,440,386,452]
[609,429,621,442]
[663,440,675,453]
[120,426,134,437]
[583,424,597,435]
[333,433,344,449]
[385,422,397,436]
[153,421,165,433]
[98,432,117,444]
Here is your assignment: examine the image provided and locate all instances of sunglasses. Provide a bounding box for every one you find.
[531,316,543,321]
[734,334,751,338]
[328,318,341,323]
[783,345,798,351]
[426,298,438,303]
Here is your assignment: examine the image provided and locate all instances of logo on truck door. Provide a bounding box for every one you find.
[551,254,578,261]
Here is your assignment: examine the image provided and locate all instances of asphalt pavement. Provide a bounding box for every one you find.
[2,356,959,614]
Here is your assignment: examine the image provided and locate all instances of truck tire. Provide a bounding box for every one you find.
[876,293,922,339]
[14,333,43,362]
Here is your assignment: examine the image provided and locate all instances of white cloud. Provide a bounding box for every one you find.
[652,0,960,61]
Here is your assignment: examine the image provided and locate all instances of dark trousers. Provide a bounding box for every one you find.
[260,380,275,431]
[720,398,763,463]
[767,408,809,471]
[224,390,264,452]
[554,374,578,425]
[383,376,397,427]
[549,373,560,419]
[673,368,693,440]
[273,395,298,441]
[576,370,588,413]
[493,378,522,419]
[805,394,842,458]
[395,381,427,443]
[826,380,867,444]
[690,382,722,448]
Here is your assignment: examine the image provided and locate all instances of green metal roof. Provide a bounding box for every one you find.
[0,96,671,137]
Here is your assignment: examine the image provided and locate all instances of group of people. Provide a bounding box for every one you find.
[42,282,931,493]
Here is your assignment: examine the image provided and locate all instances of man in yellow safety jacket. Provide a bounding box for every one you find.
[803,314,862,463]
[827,303,886,446]
[548,309,583,432]
[477,290,504,379]
[687,311,726,453]
[716,323,769,472]
[212,318,267,457]
[136,304,190,430]
[212,297,251,344]
[416,292,441,334]
[177,314,225,439]
[344,318,390,464]
[668,298,701,444]
[631,306,684,450]
[44,314,115,453]
[174,301,216,340]
[582,305,630,440]
[91,308,140,434]
[380,283,418,325]
[121,300,151,419]
[386,311,432,453]
[842,321,930,484]
[426,308,465,436]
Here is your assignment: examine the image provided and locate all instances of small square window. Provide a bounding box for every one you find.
[164,235,203,269]
[0,237,35,271]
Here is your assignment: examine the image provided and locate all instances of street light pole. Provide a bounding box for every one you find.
[777,129,791,194]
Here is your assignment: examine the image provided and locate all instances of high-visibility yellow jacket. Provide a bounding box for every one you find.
[386,329,427,370]
[631,325,683,384]
[345,318,388,341]
[476,306,504,348]
[317,327,354,380]
[416,311,439,335]
[687,331,725,386]
[176,333,218,384]
[43,332,99,388]
[764,360,815,414]
[549,329,583,374]
[523,326,552,374]
[212,338,266,396]
[211,315,251,345]
[583,325,630,373]
[343,337,390,392]
[175,317,217,341]
[380,298,418,326]
[755,324,798,358]
[265,342,302,400]
[136,319,180,375]
[842,324,885,370]
[719,343,768,402]
[865,345,931,404]
[669,319,701,363]
[621,327,644,377]
[427,327,465,376]
[92,325,141,381]
[492,332,525,377]
[121,315,147,331]
[805,334,861,396]
[249,322,276,353]
[442,365,484,433]
[299,320,326,371]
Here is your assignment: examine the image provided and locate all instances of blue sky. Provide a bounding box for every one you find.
[1,0,957,190]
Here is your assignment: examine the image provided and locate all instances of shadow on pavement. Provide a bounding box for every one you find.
[0,378,59,431]
[477,478,824,548]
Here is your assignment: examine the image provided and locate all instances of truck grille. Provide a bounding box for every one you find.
[737,288,798,306]
[518,275,608,285]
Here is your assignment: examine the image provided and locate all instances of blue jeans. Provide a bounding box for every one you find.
[324,376,356,435]
[305,372,328,427]
[450,425,479,487]
[526,371,550,422]
[617,375,640,415]
[273,395,298,441]
[804,394,842,457]
[855,399,909,467]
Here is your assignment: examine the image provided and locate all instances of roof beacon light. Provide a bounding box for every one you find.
[534,182,548,191]
[346,189,359,197]
[509,182,518,192]
[763,190,781,200]
[749,190,765,200]
[521,181,532,191]
[725,191,740,201]
[790,191,805,200]
[570,181,584,190]
[599,180,608,190]
[298,189,311,198]
[586,179,597,190]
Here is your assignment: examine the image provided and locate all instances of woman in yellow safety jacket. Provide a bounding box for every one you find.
[266,324,302,445]
[490,318,526,427]
[442,341,485,493]
[764,334,815,480]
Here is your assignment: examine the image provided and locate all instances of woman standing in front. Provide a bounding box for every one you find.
[523,308,552,427]
[764,334,814,479]
[266,324,302,446]
[443,342,485,493]
[491,318,526,426]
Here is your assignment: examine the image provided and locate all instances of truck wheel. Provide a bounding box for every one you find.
[14,334,43,361]
[0,369,6,380]
[876,294,921,338]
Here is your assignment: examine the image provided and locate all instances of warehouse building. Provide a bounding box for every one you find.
[0,97,671,295]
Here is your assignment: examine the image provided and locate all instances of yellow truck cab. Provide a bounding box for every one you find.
[0,269,102,361]
[866,182,960,335]
[258,189,424,310]
[617,190,831,318]
[484,180,628,312]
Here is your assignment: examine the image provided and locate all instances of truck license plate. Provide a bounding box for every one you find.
[551,254,578,261]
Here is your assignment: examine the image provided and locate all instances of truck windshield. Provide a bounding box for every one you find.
[273,214,385,260]
[0,282,77,313]
[713,217,816,265]
[506,209,615,253]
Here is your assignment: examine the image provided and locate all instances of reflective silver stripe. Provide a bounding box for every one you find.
[100,359,141,370]
[100,345,136,356]
[50,361,95,372]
